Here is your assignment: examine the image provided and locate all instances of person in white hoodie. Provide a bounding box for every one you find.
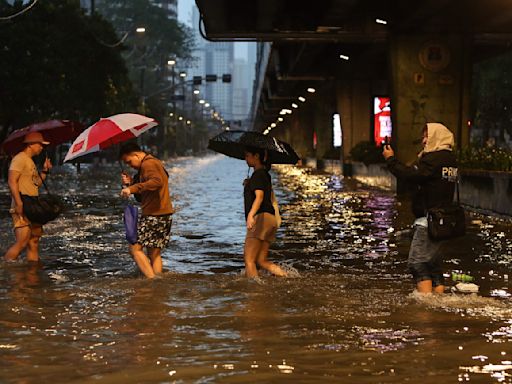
[383,123,458,294]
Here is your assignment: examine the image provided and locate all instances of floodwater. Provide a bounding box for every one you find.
[0,155,511,383]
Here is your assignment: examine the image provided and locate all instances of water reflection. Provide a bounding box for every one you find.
[0,156,510,383]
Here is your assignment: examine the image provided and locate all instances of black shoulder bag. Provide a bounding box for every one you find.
[21,172,64,225]
[426,178,466,241]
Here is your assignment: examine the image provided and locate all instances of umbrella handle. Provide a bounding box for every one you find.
[119,160,130,188]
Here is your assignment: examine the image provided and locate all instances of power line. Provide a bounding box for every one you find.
[0,0,39,21]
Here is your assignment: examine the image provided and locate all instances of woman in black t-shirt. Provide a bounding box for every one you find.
[243,146,287,278]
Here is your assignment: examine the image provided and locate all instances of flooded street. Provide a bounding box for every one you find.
[1,155,511,383]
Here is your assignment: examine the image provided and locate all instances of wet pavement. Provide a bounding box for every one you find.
[0,155,511,383]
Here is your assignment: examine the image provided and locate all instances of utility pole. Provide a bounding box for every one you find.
[170,62,176,156]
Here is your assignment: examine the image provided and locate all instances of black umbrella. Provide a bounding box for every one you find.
[207,130,299,164]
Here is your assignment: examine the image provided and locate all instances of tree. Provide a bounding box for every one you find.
[0,0,136,141]
[472,52,512,149]
[96,1,194,115]
[96,0,194,156]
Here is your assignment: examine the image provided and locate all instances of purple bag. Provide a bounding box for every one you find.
[123,204,138,244]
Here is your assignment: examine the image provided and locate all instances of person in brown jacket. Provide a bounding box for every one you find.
[119,142,174,278]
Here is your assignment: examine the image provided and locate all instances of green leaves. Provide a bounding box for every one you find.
[0,0,135,138]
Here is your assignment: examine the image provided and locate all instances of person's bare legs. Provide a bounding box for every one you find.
[256,241,287,277]
[244,237,261,278]
[416,279,433,294]
[26,225,43,262]
[148,247,163,275]
[433,284,445,294]
[4,226,31,261]
[129,243,156,278]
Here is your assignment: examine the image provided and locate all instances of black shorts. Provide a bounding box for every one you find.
[137,215,173,249]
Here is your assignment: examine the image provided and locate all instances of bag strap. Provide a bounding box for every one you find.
[37,169,53,196]
[456,174,460,205]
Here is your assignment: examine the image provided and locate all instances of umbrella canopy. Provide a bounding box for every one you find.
[64,113,157,162]
[207,130,299,165]
[1,120,84,156]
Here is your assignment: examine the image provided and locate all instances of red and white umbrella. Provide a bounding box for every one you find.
[64,113,157,162]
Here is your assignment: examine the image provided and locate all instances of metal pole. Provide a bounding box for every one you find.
[182,80,187,152]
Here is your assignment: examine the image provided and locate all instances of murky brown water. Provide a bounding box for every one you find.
[1,155,511,383]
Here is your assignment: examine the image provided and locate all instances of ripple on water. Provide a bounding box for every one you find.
[0,156,511,383]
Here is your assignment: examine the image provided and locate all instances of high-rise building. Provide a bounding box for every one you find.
[189,7,234,122]
[233,58,250,123]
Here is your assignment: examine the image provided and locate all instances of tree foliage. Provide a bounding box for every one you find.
[472,52,512,148]
[0,0,136,140]
[96,0,194,110]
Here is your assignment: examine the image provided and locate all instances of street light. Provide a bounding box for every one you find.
[205,103,210,108]
[292,103,298,108]
[136,27,146,33]
[307,87,316,93]
[167,59,176,66]
[199,99,205,104]
[179,72,187,78]
[193,89,200,95]
[298,96,306,102]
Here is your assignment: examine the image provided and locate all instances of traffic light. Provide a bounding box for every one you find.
[222,74,231,83]
[193,76,202,85]
[205,74,217,82]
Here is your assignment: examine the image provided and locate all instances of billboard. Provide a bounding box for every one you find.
[373,97,392,146]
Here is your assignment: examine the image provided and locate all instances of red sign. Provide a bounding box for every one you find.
[374,97,392,146]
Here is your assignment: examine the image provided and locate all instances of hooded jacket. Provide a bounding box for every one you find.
[386,123,458,218]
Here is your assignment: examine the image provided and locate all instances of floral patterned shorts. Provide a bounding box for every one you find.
[137,215,173,249]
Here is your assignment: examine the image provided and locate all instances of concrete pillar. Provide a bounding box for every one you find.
[389,34,472,163]
[312,101,331,161]
[336,78,372,161]
[274,104,315,161]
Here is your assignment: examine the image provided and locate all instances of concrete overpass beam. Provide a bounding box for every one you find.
[389,34,472,163]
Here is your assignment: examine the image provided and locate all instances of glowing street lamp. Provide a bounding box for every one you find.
[179,72,187,78]
[298,96,306,102]
[292,103,298,108]
[167,59,176,66]
[307,87,316,93]
[193,89,200,95]
[205,103,210,108]
[199,99,205,104]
